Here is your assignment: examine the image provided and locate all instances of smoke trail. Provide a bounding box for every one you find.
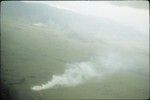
[31,62,100,91]
[31,52,123,91]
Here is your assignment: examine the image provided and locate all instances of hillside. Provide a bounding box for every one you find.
[1,1,149,99]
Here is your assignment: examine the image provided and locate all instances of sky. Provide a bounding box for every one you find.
[23,1,149,33]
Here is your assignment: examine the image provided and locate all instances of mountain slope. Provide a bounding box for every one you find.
[2,1,145,41]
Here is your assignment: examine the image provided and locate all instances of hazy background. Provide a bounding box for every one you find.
[1,1,149,99]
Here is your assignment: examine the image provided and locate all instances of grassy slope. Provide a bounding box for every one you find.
[1,2,149,98]
[1,19,100,87]
[1,19,149,99]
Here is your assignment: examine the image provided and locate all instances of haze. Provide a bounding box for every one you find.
[1,1,149,100]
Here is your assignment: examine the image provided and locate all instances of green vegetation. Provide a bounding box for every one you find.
[1,1,149,100]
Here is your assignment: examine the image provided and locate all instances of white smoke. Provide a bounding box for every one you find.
[31,51,123,91]
[31,62,99,91]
